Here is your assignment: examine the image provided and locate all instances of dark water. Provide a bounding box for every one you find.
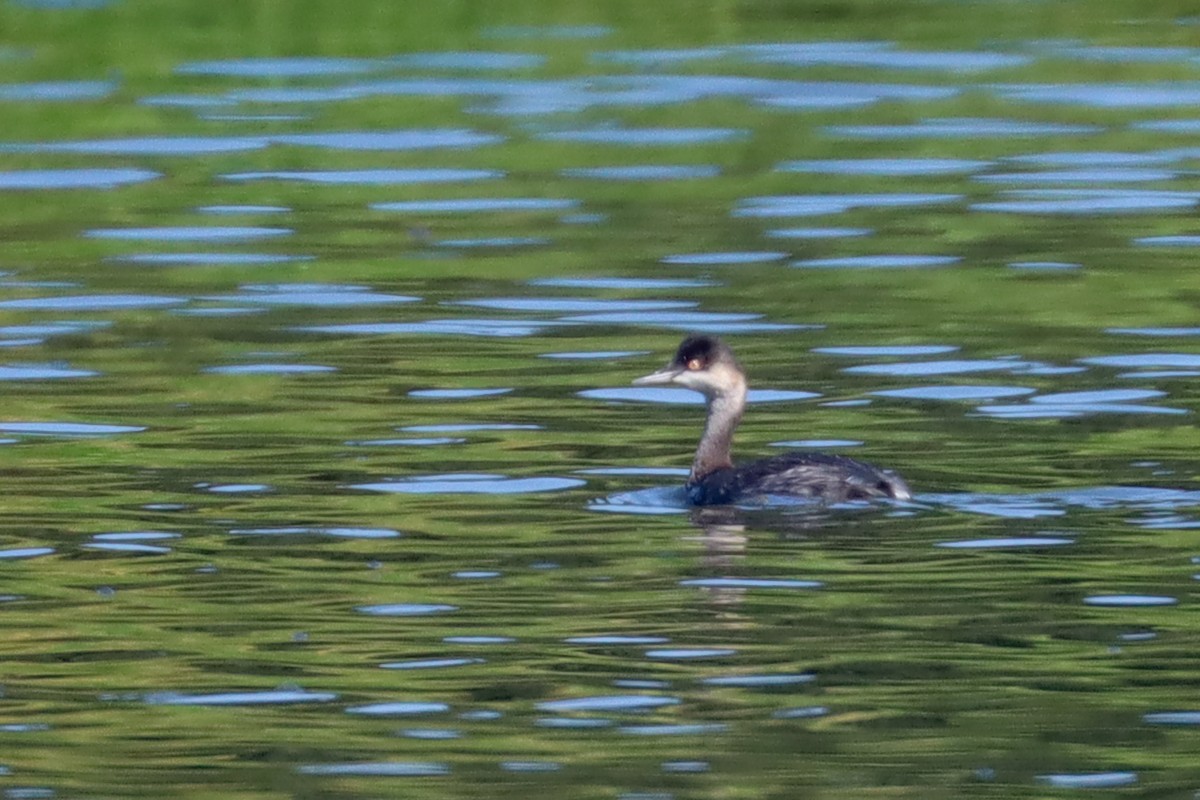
[2,0,1200,797]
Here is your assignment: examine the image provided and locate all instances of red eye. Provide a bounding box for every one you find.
[686,358,702,370]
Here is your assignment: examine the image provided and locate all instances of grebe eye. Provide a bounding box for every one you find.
[686,358,702,371]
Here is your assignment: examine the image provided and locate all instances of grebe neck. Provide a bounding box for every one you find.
[690,380,746,483]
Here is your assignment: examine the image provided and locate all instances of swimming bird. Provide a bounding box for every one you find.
[634,334,911,505]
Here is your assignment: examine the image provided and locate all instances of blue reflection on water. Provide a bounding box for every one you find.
[0,422,143,437]
[733,193,960,217]
[973,189,1197,214]
[86,226,291,242]
[537,695,679,712]
[177,57,386,77]
[0,167,160,189]
[113,253,309,266]
[561,165,719,180]
[826,118,1102,139]
[794,255,960,270]
[779,158,988,176]
[1036,772,1137,789]
[373,198,578,213]
[223,168,502,185]
[354,475,585,494]
[456,297,693,313]
[661,251,786,265]
[208,284,419,306]
[997,82,1200,108]
[537,127,746,145]
[0,80,115,101]
[146,690,337,706]
[297,762,449,776]
[0,294,186,311]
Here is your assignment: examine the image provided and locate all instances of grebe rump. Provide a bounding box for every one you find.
[634,335,911,505]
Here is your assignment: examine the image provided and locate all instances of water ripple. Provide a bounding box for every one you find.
[619,723,727,736]
[145,689,337,706]
[661,251,787,265]
[1083,595,1177,607]
[230,526,400,539]
[779,157,988,176]
[204,364,335,375]
[2,135,267,156]
[679,577,822,589]
[998,82,1200,108]
[645,648,737,659]
[765,226,873,239]
[297,762,448,777]
[355,604,458,616]
[537,127,745,145]
[223,168,502,185]
[794,254,960,270]
[84,541,172,555]
[85,226,291,242]
[932,486,1200,518]
[973,189,1197,215]
[537,695,680,712]
[1108,327,1200,337]
[826,118,1101,139]
[0,421,145,436]
[177,57,385,77]
[0,547,55,560]
[563,310,811,333]
[1135,235,1200,247]
[1143,711,1200,725]
[566,635,671,645]
[936,537,1074,549]
[0,167,160,189]
[0,294,187,311]
[0,364,97,380]
[402,423,541,433]
[976,402,1183,419]
[533,276,711,289]
[582,387,818,405]
[372,198,578,213]
[975,167,1175,184]
[816,345,958,357]
[297,319,561,338]
[561,165,719,181]
[733,193,960,217]
[271,129,503,150]
[701,674,815,687]
[0,79,115,101]
[875,385,1035,401]
[114,253,309,266]
[845,359,1040,376]
[455,297,693,313]
[207,284,419,306]
[381,658,484,670]
[409,388,511,398]
[353,474,584,494]
[1036,772,1137,789]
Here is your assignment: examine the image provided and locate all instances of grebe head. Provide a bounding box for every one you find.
[633,335,746,401]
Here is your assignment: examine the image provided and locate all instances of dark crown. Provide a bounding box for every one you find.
[673,335,723,369]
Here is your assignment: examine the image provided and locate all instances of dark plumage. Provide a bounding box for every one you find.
[634,335,910,506]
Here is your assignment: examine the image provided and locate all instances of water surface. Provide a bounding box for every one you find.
[0,1,1198,798]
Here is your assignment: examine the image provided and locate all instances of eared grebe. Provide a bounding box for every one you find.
[634,335,911,505]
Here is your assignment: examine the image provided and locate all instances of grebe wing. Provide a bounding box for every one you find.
[746,452,910,501]
[688,452,910,505]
